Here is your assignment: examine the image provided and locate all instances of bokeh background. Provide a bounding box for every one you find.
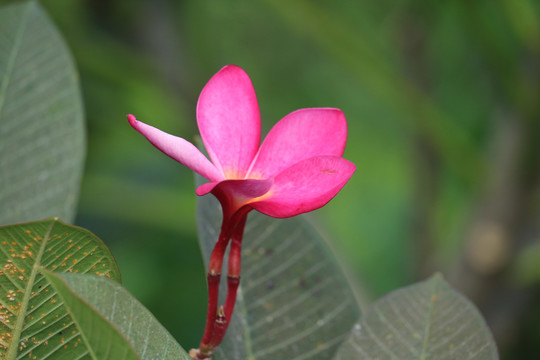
[9,0,540,358]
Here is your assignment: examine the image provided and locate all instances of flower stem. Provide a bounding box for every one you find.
[225,216,246,322]
[209,215,246,346]
[198,227,231,355]
[192,209,250,359]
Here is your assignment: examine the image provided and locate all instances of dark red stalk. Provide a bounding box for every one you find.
[225,216,246,323]
[192,207,251,359]
[197,226,232,357]
[209,215,247,346]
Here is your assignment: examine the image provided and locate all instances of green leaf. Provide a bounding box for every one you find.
[0,0,85,225]
[42,271,192,360]
[0,218,120,359]
[196,192,361,360]
[334,274,499,360]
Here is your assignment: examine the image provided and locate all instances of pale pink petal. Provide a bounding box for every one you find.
[248,108,347,179]
[128,114,223,182]
[197,65,261,178]
[250,156,355,218]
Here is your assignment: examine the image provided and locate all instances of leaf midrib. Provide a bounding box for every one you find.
[6,217,56,360]
[0,1,32,120]
[419,277,440,360]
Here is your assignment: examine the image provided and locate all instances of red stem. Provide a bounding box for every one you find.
[224,216,245,320]
[199,227,231,353]
[194,208,250,359]
[209,215,246,346]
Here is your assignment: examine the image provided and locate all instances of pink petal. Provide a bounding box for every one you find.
[248,108,347,179]
[197,178,273,218]
[212,178,273,199]
[197,65,261,178]
[250,156,355,218]
[196,182,218,197]
[128,114,223,182]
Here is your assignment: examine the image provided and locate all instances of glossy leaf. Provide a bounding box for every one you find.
[0,218,120,359]
[196,186,361,360]
[334,274,499,360]
[0,0,85,225]
[42,271,191,360]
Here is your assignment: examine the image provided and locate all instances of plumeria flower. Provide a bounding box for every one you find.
[128,65,354,222]
[128,65,355,359]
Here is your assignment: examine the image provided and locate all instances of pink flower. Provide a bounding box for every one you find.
[128,65,355,222]
[128,65,355,359]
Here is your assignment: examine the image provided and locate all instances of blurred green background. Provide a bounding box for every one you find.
[5,0,540,358]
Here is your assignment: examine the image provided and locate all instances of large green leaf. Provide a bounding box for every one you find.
[196,191,361,360]
[0,0,85,225]
[334,274,499,360]
[42,271,191,360]
[0,218,120,359]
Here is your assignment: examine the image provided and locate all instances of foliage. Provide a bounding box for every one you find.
[0,0,84,225]
[5,0,539,358]
[197,187,361,360]
[335,274,498,360]
[43,270,191,360]
[0,218,120,359]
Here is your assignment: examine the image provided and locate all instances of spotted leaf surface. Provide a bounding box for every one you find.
[334,274,499,360]
[196,186,361,360]
[0,0,85,225]
[0,218,120,360]
[43,271,191,360]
